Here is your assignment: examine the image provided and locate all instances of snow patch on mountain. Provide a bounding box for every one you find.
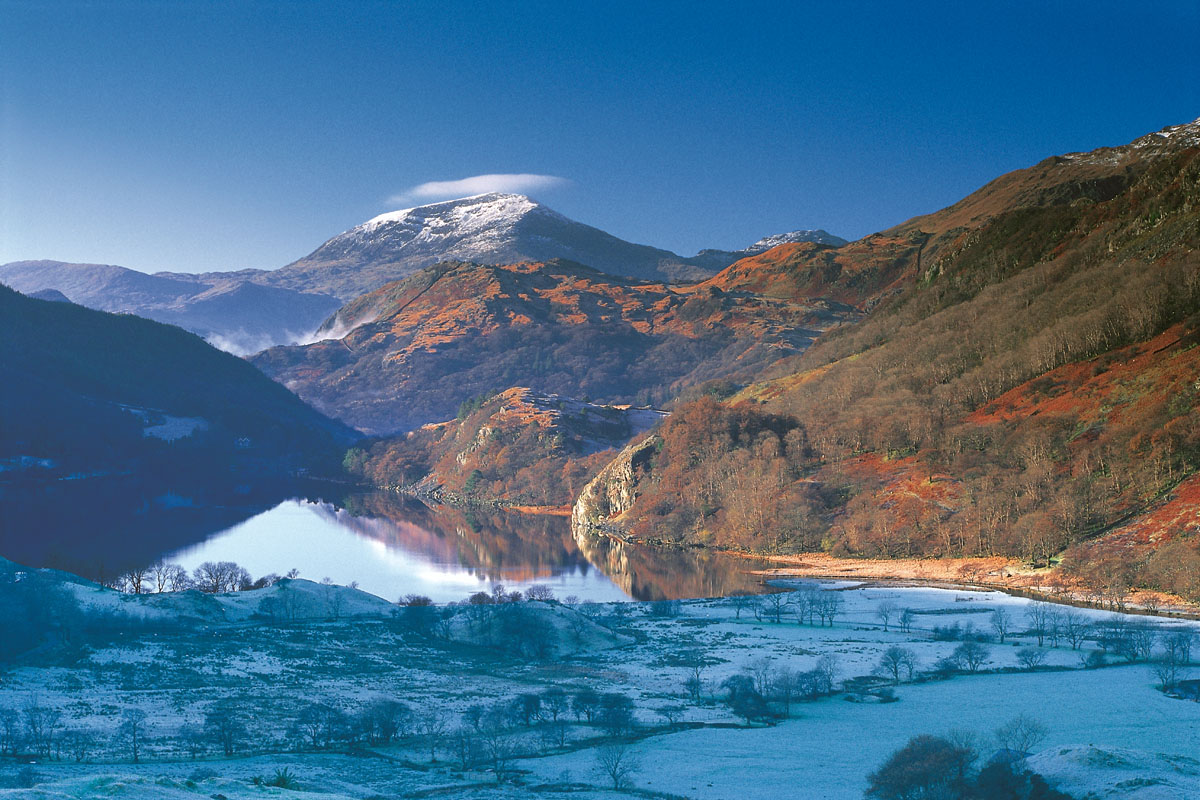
[347,192,563,245]
[747,229,848,252]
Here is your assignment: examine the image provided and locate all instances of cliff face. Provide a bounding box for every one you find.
[570,434,659,538]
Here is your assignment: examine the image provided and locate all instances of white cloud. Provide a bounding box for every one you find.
[388,173,569,205]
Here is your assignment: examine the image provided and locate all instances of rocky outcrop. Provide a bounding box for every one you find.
[570,434,659,539]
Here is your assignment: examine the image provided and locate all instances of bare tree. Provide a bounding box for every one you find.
[525,585,555,602]
[990,608,1012,644]
[759,592,791,624]
[1058,608,1090,650]
[23,698,61,759]
[816,654,839,694]
[1165,630,1194,665]
[192,562,250,594]
[62,728,94,763]
[954,641,989,673]
[1026,601,1053,647]
[204,702,247,756]
[118,708,148,763]
[1152,653,1183,692]
[452,726,479,769]
[321,577,345,620]
[878,647,917,684]
[993,714,1047,756]
[479,706,515,783]
[898,608,915,634]
[417,707,450,762]
[774,667,798,717]
[729,592,754,620]
[149,561,188,593]
[682,651,708,701]
[749,657,775,697]
[595,741,640,789]
[1016,647,1048,670]
[876,600,898,631]
[817,593,844,627]
[119,566,149,594]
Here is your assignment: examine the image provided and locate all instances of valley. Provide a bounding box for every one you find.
[1,564,1197,799]
[4,109,1200,800]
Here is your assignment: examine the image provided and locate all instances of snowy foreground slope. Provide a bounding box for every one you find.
[1,564,1198,799]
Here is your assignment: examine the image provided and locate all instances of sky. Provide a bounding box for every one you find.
[2,1,1198,275]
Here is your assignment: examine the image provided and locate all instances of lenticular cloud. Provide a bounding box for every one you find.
[390,173,569,204]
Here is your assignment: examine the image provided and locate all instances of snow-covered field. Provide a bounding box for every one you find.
[1,573,1197,799]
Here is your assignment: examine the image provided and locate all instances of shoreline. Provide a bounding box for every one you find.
[730,550,1200,620]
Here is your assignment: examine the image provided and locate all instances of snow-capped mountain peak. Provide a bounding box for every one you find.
[747,229,848,252]
[357,192,563,235]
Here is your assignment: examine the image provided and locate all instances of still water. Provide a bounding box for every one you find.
[0,479,772,602]
[165,499,629,603]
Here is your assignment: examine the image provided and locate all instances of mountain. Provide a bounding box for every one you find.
[686,229,849,273]
[263,193,844,298]
[3,199,844,347]
[573,117,1200,605]
[251,258,859,434]
[699,233,922,310]
[700,118,1200,315]
[0,261,341,354]
[0,283,357,478]
[28,288,72,303]
[344,386,667,506]
[264,193,711,297]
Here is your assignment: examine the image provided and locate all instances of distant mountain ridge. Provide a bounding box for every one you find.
[262,192,815,298]
[3,196,843,350]
[0,260,341,354]
[685,228,848,272]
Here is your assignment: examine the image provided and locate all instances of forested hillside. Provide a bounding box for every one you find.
[0,284,356,477]
[253,259,857,433]
[576,119,1200,603]
[344,387,665,506]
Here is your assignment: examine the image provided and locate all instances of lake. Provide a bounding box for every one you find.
[0,478,772,602]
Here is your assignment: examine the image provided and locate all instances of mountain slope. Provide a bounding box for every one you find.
[697,118,1200,316]
[263,193,842,298]
[251,258,858,434]
[0,283,357,477]
[0,261,341,354]
[345,387,666,506]
[686,229,849,272]
[573,118,1200,604]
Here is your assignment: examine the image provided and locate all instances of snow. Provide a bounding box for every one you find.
[0,456,57,472]
[1059,117,1200,165]
[5,570,1200,799]
[142,415,207,442]
[355,193,556,236]
[1029,746,1200,800]
[747,229,846,252]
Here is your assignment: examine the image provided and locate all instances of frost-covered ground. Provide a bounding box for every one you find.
[1,573,1198,799]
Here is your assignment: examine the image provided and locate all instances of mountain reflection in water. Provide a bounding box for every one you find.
[1,481,772,602]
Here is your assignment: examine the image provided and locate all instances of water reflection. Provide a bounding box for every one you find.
[0,476,296,585]
[1,481,773,602]
[166,496,628,603]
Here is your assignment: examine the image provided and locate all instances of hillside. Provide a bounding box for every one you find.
[0,260,340,354]
[251,259,858,434]
[574,118,1200,604]
[0,283,357,478]
[344,387,666,506]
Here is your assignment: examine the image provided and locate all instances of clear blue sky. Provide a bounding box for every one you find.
[2,1,1198,274]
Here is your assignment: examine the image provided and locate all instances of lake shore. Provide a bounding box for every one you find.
[739,550,1200,618]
